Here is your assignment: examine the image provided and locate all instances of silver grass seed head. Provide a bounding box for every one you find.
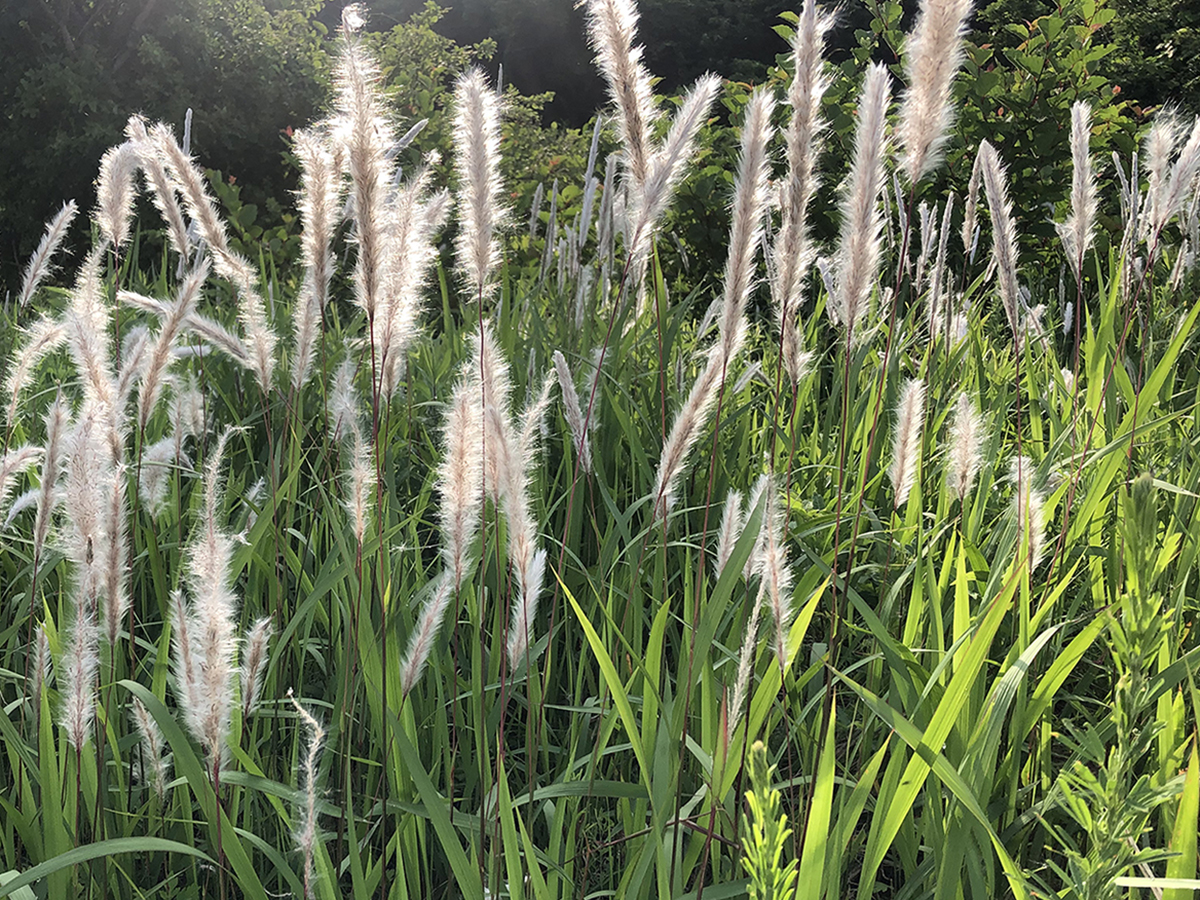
[241,617,274,720]
[20,200,79,308]
[453,68,506,301]
[126,115,191,262]
[719,88,775,360]
[287,690,327,900]
[978,140,1022,342]
[833,63,892,340]
[888,377,926,508]
[4,318,68,428]
[945,390,984,502]
[1057,101,1097,282]
[714,490,745,577]
[553,350,593,472]
[345,429,376,547]
[583,0,659,191]
[897,0,974,184]
[61,610,99,749]
[439,379,484,591]
[628,74,720,274]
[32,624,51,711]
[139,437,184,516]
[96,141,141,250]
[130,698,170,799]
[400,572,456,697]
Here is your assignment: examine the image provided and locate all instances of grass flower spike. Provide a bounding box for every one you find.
[897,0,974,183]
[454,68,506,300]
[888,378,926,508]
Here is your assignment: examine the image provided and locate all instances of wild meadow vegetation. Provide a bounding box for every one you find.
[3,0,1200,897]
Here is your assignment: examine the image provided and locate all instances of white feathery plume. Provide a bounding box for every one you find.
[772,0,832,378]
[33,398,69,560]
[327,359,361,442]
[61,606,99,749]
[652,338,741,520]
[291,129,340,391]
[19,200,78,307]
[927,193,955,335]
[32,625,51,716]
[962,145,983,256]
[170,588,198,729]
[288,691,326,900]
[714,490,745,577]
[293,129,340,314]
[438,379,485,591]
[897,0,974,184]
[377,171,449,399]
[1144,111,1181,239]
[454,68,506,300]
[832,63,892,339]
[888,378,926,508]
[126,116,192,262]
[184,314,252,368]
[171,374,206,443]
[503,378,554,666]
[131,698,170,799]
[945,390,984,502]
[334,7,393,340]
[179,426,240,777]
[553,350,592,472]
[62,412,110,604]
[400,572,456,697]
[241,618,273,720]
[95,141,140,250]
[291,286,322,394]
[1057,102,1097,283]
[66,248,117,409]
[729,578,767,739]
[718,88,775,361]
[139,436,184,516]
[137,263,208,431]
[1152,115,1200,237]
[4,318,68,427]
[345,428,375,547]
[5,489,38,528]
[649,91,771,520]
[582,0,658,191]
[101,466,129,645]
[978,140,1022,341]
[151,123,276,389]
[115,326,151,411]
[0,445,42,512]
[1008,456,1046,570]
[58,411,109,750]
[627,74,720,273]
[751,475,794,668]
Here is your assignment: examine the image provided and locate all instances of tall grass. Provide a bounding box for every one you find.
[2,0,1200,898]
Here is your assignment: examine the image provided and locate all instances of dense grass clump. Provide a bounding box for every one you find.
[3,0,1200,898]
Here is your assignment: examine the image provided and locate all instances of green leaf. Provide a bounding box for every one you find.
[0,838,212,899]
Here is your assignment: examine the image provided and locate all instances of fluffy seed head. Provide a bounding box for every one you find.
[19,200,78,308]
[888,378,926,508]
[453,68,505,300]
[241,618,274,720]
[978,141,1022,341]
[1057,102,1097,282]
[96,141,140,250]
[945,391,984,502]
[833,64,892,339]
[897,0,974,183]
[583,0,659,190]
